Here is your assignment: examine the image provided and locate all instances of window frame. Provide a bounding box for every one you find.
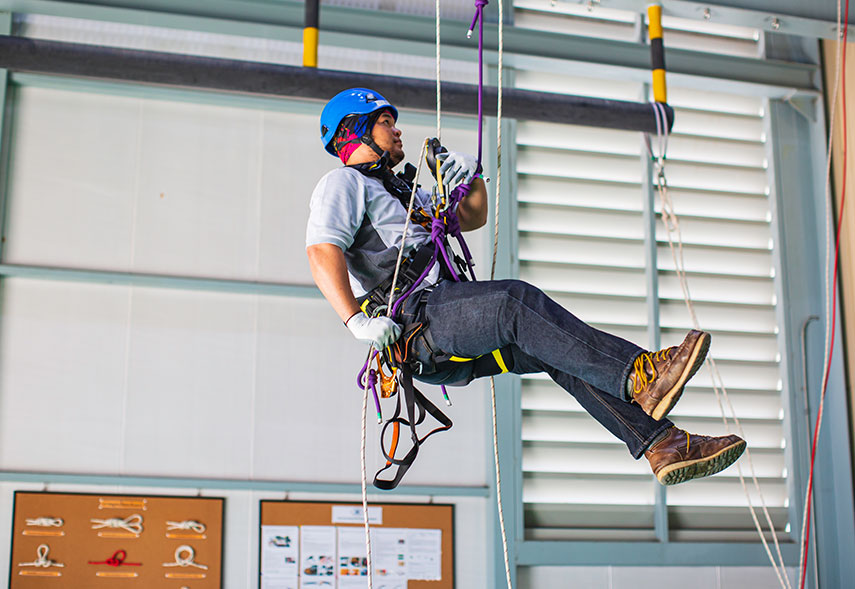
[489,56,855,589]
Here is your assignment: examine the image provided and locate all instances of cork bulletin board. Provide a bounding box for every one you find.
[10,491,224,588]
[260,500,454,588]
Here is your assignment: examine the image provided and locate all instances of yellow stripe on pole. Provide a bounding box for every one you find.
[647,5,667,103]
[652,69,667,103]
[303,27,318,68]
[647,4,663,39]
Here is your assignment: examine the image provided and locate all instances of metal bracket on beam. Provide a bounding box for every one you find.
[562,0,851,41]
[0,35,674,133]
[784,91,818,122]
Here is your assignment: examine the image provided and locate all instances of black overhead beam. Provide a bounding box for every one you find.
[0,35,674,133]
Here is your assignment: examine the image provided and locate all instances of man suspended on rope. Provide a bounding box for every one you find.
[306,88,746,487]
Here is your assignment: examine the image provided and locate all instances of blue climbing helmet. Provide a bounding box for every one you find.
[320,88,399,157]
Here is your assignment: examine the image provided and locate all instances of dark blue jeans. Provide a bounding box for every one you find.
[407,279,673,458]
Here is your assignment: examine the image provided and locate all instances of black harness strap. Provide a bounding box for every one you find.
[349,159,432,228]
[373,369,453,490]
[356,245,436,317]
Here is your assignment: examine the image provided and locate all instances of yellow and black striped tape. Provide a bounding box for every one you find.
[303,0,319,68]
[647,5,667,104]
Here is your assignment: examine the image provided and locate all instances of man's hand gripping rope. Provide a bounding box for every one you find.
[346,311,402,350]
[437,151,479,191]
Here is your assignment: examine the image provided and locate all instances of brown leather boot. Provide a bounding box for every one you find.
[645,427,746,485]
[629,329,711,420]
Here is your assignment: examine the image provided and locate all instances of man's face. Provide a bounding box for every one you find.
[370,110,404,166]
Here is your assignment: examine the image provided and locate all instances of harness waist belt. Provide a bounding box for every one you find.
[357,245,437,317]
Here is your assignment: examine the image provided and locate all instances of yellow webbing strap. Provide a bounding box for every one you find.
[449,349,508,373]
[491,348,509,373]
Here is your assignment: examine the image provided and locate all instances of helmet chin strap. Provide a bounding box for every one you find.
[336,110,389,163]
[360,133,386,159]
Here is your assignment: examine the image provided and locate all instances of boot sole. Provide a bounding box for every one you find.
[650,331,711,421]
[657,438,747,486]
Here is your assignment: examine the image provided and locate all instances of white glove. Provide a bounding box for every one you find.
[437,151,479,188]
[346,312,402,349]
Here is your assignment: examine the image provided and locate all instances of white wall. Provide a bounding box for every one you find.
[0,85,491,586]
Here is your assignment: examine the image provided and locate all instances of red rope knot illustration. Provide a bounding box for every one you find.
[88,550,142,567]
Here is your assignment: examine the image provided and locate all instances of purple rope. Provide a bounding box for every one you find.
[446,184,477,278]
[432,217,462,283]
[390,247,439,317]
[358,350,383,420]
[469,0,488,166]
[385,0,492,328]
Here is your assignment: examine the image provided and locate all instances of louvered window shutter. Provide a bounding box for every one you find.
[513,8,786,540]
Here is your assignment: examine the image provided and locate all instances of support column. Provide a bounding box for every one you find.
[767,89,855,589]
[0,12,12,262]
[821,36,855,487]
[639,81,667,543]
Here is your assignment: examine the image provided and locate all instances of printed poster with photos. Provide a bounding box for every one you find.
[10,491,223,588]
[261,525,299,589]
[260,501,452,588]
[300,526,336,586]
[337,527,369,585]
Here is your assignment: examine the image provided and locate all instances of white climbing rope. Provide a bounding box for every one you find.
[436,0,441,140]
[360,138,431,589]
[647,102,790,589]
[490,0,513,588]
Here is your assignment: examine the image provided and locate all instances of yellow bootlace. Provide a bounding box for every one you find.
[631,348,673,396]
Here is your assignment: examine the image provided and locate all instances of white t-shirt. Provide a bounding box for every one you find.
[306,166,441,297]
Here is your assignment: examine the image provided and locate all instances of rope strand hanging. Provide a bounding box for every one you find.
[646,103,791,589]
